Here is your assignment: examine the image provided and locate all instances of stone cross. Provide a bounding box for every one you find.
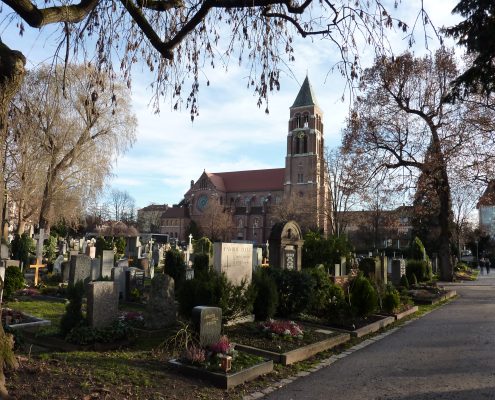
[30,260,46,286]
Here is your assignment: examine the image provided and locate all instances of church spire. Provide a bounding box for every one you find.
[291,75,319,108]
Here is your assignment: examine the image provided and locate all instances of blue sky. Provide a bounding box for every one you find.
[1,1,460,210]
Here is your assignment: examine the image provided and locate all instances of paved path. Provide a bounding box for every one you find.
[265,274,495,400]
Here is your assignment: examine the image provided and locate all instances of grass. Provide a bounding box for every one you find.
[5,297,66,336]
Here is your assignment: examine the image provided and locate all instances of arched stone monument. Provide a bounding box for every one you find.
[269,220,304,270]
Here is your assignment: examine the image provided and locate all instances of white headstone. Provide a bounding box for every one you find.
[53,255,64,274]
[213,242,253,285]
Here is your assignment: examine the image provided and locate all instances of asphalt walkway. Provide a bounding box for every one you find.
[264,273,495,400]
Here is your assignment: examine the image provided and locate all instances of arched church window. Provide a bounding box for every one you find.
[295,114,301,128]
[303,114,309,128]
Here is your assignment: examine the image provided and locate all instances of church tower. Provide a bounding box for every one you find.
[284,76,330,233]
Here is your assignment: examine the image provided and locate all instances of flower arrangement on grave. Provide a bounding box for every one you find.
[182,335,238,372]
[119,311,145,328]
[259,319,304,339]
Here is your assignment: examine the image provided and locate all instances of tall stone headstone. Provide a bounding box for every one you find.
[144,274,177,329]
[101,250,114,279]
[391,259,406,285]
[61,261,70,282]
[69,250,79,260]
[87,281,119,328]
[86,246,96,259]
[69,255,92,286]
[0,263,6,302]
[192,306,222,347]
[53,255,65,275]
[91,258,101,280]
[111,266,125,299]
[213,243,253,285]
[1,243,9,260]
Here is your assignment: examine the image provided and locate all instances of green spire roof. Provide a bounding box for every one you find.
[291,76,319,108]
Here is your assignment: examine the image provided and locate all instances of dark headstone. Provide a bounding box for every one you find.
[391,259,406,285]
[91,258,101,281]
[61,261,70,282]
[101,250,114,278]
[87,281,119,328]
[111,266,125,299]
[69,255,91,286]
[192,306,222,347]
[144,274,177,329]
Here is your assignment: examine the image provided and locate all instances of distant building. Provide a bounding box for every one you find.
[183,76,331,243]
[160,206,190,242]
[478,180,495,237]
[137,204,169,233]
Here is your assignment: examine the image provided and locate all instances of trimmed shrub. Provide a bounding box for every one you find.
[177,270,255,324]
[382,285,401,313]
[350,274,378,317]
[399,274,409,289]
[252,270,279,321]
[193,253,210,278]
[165,248,186,288]
[410,272,418,286]
[269,269,314,318]
[4,266,25,299]
[60,281,85,337]
[11,233,35,268]
[409,236,427,260]
[306,267,333,317]
[406,259,431,282]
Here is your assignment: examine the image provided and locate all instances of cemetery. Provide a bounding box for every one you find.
[0,226,465,397]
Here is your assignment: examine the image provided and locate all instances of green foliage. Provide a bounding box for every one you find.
[165,248,185,288]
[302,231,352,269]
[406,259,431,282]
[410,272,418,286]
[114,237,127,256]
[382,285,400,313]
[177,270,255,324]
[11,233,35,267]
[193,253,210,278]
[269,269,314,318]
[60,281,85,337]
[350,274,378,317]
[358,257,376,277]
[43,235,58,264]
[409,236,427,261]
[4,266,25,299]
[305,267,333,318]
[399,274,409,289]
[95,236,113,258]
[65,321,135,345]
[193,236,213,255]
[252,269,279,321]
[50,219,69,238]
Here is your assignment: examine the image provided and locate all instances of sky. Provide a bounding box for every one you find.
[1,1,461,210]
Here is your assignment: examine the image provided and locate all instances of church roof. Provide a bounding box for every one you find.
[162,206,189,219]
[291,76,319,108]
[207,168,285,192]
[478,180,495,208]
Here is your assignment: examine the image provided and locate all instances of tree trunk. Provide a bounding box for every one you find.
[0,39,26,398]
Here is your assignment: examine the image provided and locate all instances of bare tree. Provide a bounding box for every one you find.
[8,65,137,231]
[343,49,495,281]
[200,198,234,241]
[107,189,136,222]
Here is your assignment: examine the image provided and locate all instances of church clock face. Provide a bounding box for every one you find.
[197,195,208,211]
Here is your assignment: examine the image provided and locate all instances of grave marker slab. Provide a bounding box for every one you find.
[213,243,253,285]
[87,281,119,328]
[192,306,222,347]
[111,266,125,298]
[144,274,177,329]
[69,255,92,286]
[101,250,114,279]
[91,258,101,281]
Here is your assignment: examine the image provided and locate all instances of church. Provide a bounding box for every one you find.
[182,76,331,243]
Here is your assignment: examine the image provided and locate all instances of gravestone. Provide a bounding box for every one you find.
[86,246,96,259]
[4,260,20,268]
[101,250,114,279]
[124,268,145,301]
[81,240,88,255]
[117,259,129,268]
[61,261,70,282]
[0,264,5,302]
[139,257,150,277]
[69,255,92,286]
[213,243,253,285]
[252,247,263,269]
[53,255,65,275]
[87,281,119,328]
[391,259,407,285]
[111,266,125,299]
[192,306,222,347]
[340,256,347,276]
[69,250,79,259]
[91,258,101,280]
[1,243,9,260]
[144,274,177,329]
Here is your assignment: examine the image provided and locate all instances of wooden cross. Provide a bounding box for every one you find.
[30,260,46,286]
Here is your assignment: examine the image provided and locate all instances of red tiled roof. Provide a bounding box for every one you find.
[139,204,168,212]
[209,168,285,192]
[162,207,189,218]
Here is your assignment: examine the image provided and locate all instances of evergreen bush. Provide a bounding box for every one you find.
[11,233,35,268]
[269,269,314,318]
[60,281,85,337]
[165,248,186,288]
[407,260,428,282]
[252,270,279,321]
[382,285,401,313]
[410,272,418,286]
[399,274,409,289]
[350,274,378,317]
[193,253,209,278]
[306,267,333,317]
[4,266,25,299]
[358,257,376,277]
